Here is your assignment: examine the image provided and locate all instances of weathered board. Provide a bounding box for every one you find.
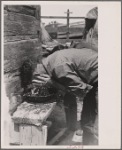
[4,12,37,23]
[4,40,41,96]
[9,121,20,145]
[5,5,36,17]
[4,5,41,97]
[20,125,32,145]
[4,19,40,36]
[4,35,38,43]
[12,102,56,126]
[19,124,47,145]
[4,39,41,72]
[10,102,56,145]
[4,75,22,97]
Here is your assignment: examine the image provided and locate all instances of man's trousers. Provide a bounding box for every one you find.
[63,84,98,145]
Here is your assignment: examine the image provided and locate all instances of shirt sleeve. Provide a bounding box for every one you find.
[75,40,98,51]
[32,64,50,85]
[53,62,93,98]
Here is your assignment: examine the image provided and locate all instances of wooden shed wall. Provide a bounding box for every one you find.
[4,5,42,97]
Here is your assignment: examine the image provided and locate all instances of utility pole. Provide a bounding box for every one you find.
[40,8,85,40]
[65,9,72,40]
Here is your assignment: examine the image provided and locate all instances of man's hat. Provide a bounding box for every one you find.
[83,7,98,40]
[86,7,98,19]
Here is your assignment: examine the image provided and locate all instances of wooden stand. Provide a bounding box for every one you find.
[10,121,48,145]
[20,124,47,145]
[10,102,56,145]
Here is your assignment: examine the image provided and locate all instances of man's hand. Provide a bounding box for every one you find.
[32,74,52,86]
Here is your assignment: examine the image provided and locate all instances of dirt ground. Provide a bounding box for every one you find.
[47,101,67,141]
[47,101,82,145]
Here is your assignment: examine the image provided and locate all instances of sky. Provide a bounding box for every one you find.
[40,1,97,25]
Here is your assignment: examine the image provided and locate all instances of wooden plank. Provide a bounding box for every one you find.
[20,124,32,145]
[9,121,20,145]
[7,6,36,17]
[48,128,67,145]
[4,50,40,73]
[42,125,48,145]
[4,58,38,97]
[4,19,40,36]
[4,39,41,96]
[31,126,42,145]
[4,39,40,60]
[4,69,26,97]
[19,124,47,145]
[4,11,37,23]
[4,45,41,96]
[31,126,46,145]
[41,16,85,19]
[4,35,38,43]
[4,76,22,97]
[4,39,41,72]
[4,70,20,83]
[12,102,56,126]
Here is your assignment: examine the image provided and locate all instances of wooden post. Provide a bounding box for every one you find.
[40,14,85,40]
[67,9,69,40]
[65,9,72,41]
[40,5,42,43]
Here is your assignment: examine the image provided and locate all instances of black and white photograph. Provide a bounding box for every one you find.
[1,1,121,149]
